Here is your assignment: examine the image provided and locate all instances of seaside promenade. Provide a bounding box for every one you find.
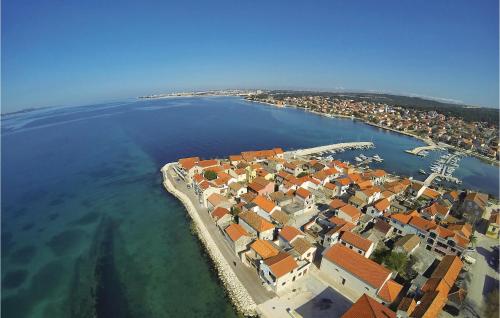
[161,163,273,315]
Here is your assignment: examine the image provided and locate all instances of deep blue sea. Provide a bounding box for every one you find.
[1,96,498,318]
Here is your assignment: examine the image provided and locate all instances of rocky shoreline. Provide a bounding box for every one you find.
[161,163,258,316]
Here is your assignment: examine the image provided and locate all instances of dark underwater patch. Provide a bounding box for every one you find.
[2,270,28,289]
[48,213,59,221]
[71,211,101,226]
[1,231,14,255]
[49,197,64,206]
[22,222,35,231]
[10,245,37,264]
[46,229,85,256]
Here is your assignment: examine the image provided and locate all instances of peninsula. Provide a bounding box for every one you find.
[161,143,498,317]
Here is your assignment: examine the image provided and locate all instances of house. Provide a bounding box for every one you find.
[323,216,356,248]
[372,220,394,240]
[339,231,375,258]
[394,234,420,254]
[341,294,396,318]
[487,211,500,239]
[247,177,274,196]
[410,255,463,318]
[224,224,252,254]
[337,204,362,224]
[269,191,294,207]
[320,244,403,304]
[323,182,339,197]
[355,187,381,205]
[244,239,280,268]
[294,187,314,209]
[238,211,275,240]
[461,192,488,222]
[335,178,352,195]
[278,226,304,247]
[259,252,308,292]
[421,202,450,222]
[366,198,391,217]
[228,182,247,198]
[329,198,347,211]
[211,207,232,229]
[252,195,280,220]
[290,237,317,263]
[206,193,231,211]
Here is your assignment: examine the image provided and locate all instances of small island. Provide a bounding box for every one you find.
[161,143,498,317]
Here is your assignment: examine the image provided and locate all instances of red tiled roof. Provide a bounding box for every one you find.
[340,231,373,252]
[323,244,391,289]
[252,195,276,213]
[178,157,199,170]
[295,187,311,199]
[264,252,298,278]
[378,279,403,303]
[250,239,279,259]
[341,294,396,318]
[330,199,347,209]
[339,204,361,220]
[225,224,248,242]
[211,207,229,220]
[239,211,275,232]
[279,226,303,242]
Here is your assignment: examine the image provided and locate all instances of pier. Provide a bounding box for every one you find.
[287,142,374,157]
[424,172,461,186]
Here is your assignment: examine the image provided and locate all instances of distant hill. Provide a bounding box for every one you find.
[266,90,499,126]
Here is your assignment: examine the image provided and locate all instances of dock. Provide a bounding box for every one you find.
[424,172,461,186]
[287,142,374,157]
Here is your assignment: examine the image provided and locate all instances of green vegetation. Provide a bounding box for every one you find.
[371,247,412,279]
[297,172,309,178]
[204,170,217,180]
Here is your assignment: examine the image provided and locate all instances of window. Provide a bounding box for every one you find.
[282,282,286,286]
[292,276,296,282]
[349,246,353,249]
[358,250,362,254]
[365,287,369,291]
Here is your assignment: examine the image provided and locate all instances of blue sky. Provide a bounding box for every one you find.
[2,0,499,112]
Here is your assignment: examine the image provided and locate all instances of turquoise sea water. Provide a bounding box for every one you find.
[2,96,498,317]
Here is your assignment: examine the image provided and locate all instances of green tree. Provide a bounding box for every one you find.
[297,172,309,178]
[371,247,390,264]
[204,170,217,180]
[385,252,409,277]
[469,235,477,248]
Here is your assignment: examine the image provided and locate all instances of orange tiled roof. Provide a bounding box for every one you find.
[341,294,396,318]
[197,159,218,168]
[225,224,248,242]
[409,216,436,232]
[178,157,199,170]
[330,199,347,209]
[339,204,361,220]
[422,187,441,199]
[211,207,229,220]
[239,211,275,232]
[295,187,311,199]
[279,226,303,242]
[250,239,279,259]
[374,198,390,211]
[323,244,391,289]
[252,195,276,213]
[264,252,298,278]
[378,279,403,303]
[340,231,373,252]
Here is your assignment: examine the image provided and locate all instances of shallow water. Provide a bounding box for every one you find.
[1,96,498,317]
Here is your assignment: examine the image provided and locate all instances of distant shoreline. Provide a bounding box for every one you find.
[246,99,499,166]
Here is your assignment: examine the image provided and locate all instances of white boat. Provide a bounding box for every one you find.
[419,169,427,175]
[355,157,363,162]
[359,154,368,160]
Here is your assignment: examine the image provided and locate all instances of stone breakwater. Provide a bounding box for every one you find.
[161,163,258,316]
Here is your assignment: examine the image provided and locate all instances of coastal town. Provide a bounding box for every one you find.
[246,93,499,163]
[162,144,499,318]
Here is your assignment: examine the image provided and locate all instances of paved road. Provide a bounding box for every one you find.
[461,233,499,318]
[167,168,275,304]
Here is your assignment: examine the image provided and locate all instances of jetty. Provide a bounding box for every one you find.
[287,141,374,157]
[424,172,461,186]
